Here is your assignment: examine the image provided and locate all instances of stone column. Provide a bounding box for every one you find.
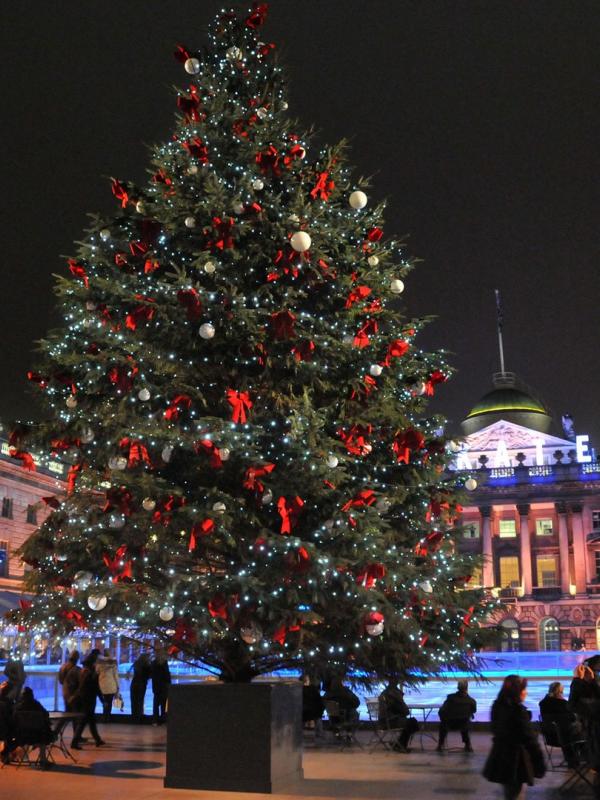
[479,506,494,588]
[571,502,588,595]
[555,502,571,596]
[517,504,532,596]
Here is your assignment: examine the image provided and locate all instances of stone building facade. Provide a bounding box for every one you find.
[453,373,600,652]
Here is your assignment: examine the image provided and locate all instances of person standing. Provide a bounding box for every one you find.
[96,649,119,722]
[150,651,171,725]
[5,652,26,702]
[71,653,105,749]
[129,652,151,724]
[483,674,545,800]
[58,650,81,711]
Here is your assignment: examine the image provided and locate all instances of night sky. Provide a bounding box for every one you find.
[1,1,599,445]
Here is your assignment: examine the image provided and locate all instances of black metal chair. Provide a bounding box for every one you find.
[365,698,401,751]
[541,719,594,793]
[324,700,362,750]
[538,717,566,770]
[12,709,55,769]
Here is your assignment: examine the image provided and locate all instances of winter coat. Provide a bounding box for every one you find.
[58,662,81,705]
[568,677,600,716]
[379,687,410,727]
[0,698,13,743]
[324,685,360,712]
[302,685,324,723]
[130,656,151,688]
[150,659,171,693]
[96,657,119,695]
[439,691,477,722]
[483,697,546,786]
[4,660,25,701]
[73,666,101,712]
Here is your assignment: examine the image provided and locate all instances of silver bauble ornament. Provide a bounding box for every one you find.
[184,57,201,74]
[232,201,245,214]
[135,200,145,214]
[370,364,383,377]
[184,216,196,228]
[87,594,108,611]
[138,388,151,402]
[256,107,268,120]
[219,447,230,461]
[203,261,216,275]
[376,497,391,513]
[226,46,243,62]
[326,455,339,469]
[212,501,226,515]
[159,605,175,622]
[142,497,156,512]
[465,478,478,491]
[419,580,433,594]
[390,278,405,294]
[366,621,384,636]
[261,490,273,505]
[109,514,126,530]
[290,231,311,252]
[349,190,368,210]
[86,301,97,311]
[199,323,215,339]
[368,255,379,267]
[99,228,111,241]
[252,179,264,191]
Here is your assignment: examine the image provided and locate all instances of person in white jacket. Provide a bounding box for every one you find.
[96,649,120,722]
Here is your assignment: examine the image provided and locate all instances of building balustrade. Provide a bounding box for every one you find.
[453,461,600,485]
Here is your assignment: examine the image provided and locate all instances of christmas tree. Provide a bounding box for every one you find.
[13,3,495,683]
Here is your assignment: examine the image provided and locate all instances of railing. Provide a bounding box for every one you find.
[453,462,600,485]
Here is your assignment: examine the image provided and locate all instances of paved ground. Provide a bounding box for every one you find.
[0,725,592,800]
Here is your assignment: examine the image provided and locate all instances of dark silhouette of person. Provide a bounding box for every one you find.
[129,652,152,724]
[378,681,419,752]
[436,679,477,752]
[71,653,105,749]
[150,652,171,725]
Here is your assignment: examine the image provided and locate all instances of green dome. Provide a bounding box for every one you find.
[466,387,547,420]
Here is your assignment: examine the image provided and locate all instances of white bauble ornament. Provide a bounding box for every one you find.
[367,255,379,268]
[376,497,391,513]
[219,447,230,461]
[187,164,199,175]
[256,107,268,120]
[281,101,289,110]
[419,580,433,594]
[109,514,125,530]
[226,46,243,62]
[161,446,174,463]
[417,382,427,396]
[465,478,478,491]
[290,231,311,252]
[240,623,262,645]
[362,443,373,455]
[199,323,215,340]
[232,201,245,214]
[326,455,339,469]
[66,396,77,409]
[99,228,110,242]
[287,213,300,224]
[86,301,96,311]
[184,57,201,74]
[135,200,145,214]
[184,216,196,228]
[138,388,151,402]
[81,427,94,444]
[366,621,384,636]
[55,552,68,562]
[390,279,405,294]
[203,261,216,275]
[108,456,128,471]
[73,571,93,591]
[159,605,175,622]
[349,190,368,210]
[261,490,273,505]
[252,179,264,191]
[212,501,226,515]
[87,594,107,611]
[142,497,156,512]
[370,364,383,377]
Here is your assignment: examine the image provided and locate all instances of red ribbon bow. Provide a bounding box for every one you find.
[273,621,301,645]
[337,424,373,456]
[177,288,203,321]
[103,545,132,582]
[208,593,230,621]
[207,216,235,250]
[246,1,268,28]
[111,178,129,208]
[423,370,447,396]
[60,609,88,629]
[107,358,138,393]
[182,137,208,163]
[277,496,304,534]
[119,438,152,468]
[383,338,409,366]
[243,463,275,494]
[189,519,215,551]
[177,85,202,122]
[27,371,48,389]
[356,563,386,588]
[353,318,379,348]
[227,389,252,424]
[341,489,376,512]
[165,394,192,421]
[194,439,223,469]
[345,285,372,309]
[349,375,377,402]
[393,428,426,464]
[168,618,196,655]
[291,339,315,362]
[8,447,35,472]
[103,486,134,516]
[367,227,383,242]
[66,462,82,494]
[415,531,444,558]
[310,170,335,201]
[269,310,296,340]
[125,299,155,331]
[68,258,89,289]
[255,144,283,177]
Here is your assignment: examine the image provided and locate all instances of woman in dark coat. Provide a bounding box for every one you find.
[483,675,545,800]
[129,652,152,724]
[71,654,105,748]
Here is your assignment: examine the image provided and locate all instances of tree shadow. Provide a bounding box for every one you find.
[48,760,163,779]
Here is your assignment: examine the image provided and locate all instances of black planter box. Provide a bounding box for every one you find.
[164,681,303,793]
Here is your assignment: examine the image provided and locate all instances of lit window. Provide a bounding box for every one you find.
[537,556,558,587]
[499,556,520,587]
[463,521,480,539]
[1,498,13,519]
[499,519,517,538]
[593,511,600,532]
[535,518,553,536]
[500,619,520,652]
[540,617,561,651]
[470,566,483,587]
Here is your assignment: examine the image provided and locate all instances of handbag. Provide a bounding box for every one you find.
[114,693,124,712]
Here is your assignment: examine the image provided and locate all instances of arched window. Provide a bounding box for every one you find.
[540,617,561,651]
[500,618,520,652]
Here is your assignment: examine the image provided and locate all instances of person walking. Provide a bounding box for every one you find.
[71,654,105,749]
[436,679,477,753]
[58,650,81,710]
[96,649,119,722]
[483,674,545,800]
[150,651,171,725]
[129,652,151,724]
